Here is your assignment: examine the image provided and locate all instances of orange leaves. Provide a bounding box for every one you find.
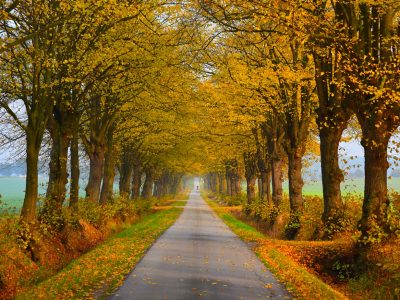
[15,208,182,299]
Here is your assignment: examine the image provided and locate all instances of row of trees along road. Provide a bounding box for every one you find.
[195,0,400,246]
[0,0,399,253]
[0,1,206,224]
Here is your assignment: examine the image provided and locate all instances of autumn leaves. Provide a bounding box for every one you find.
[0,1,199,223]
[0,0,398,245]
[196,1,400,243]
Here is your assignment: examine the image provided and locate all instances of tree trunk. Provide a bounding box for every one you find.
[259,171,271,204]
[85,143,105,203]
[131,160,142,200]
[153,180,162,198]
[226,174,231,196]
[210,173,219,193]
[359,130,391,240]
[173,174,183,196]
[141,168,154,199]
[287,147,304,212]
[246,177,257,205]
[69,125,80,207]
[45,117,71,213]
[156,171,170,199]
[119,150,133,197]
[99,129,115,205]
[20,133,41,223]
[271,158,283,207]
[320,127,345,221]
[218,173,227,194]
[232,175,241,198]
[313,41,351,223]
[244,153,257,206]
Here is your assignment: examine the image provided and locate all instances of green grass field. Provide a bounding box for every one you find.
[1,176,399,210]
[0,177,115,211]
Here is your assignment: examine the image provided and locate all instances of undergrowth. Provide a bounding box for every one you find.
[0,192,189,299]
[16,207,183,299]
[205,192,400,300]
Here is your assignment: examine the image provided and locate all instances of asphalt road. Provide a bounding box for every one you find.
[109,191,291,300]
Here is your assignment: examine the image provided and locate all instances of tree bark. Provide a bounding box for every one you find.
[99,128,115,205]
[359,126,391,239]
[141,168,154,199]
[131,160,142,200]
[170,173,182,196]
[313,48,350,222]
[246,177,257,205]
[85,143,105,203]
[20,133,41,223]
[287,146,304,212]
[119,149,133,197]
[153,179,162,198]
[232,174,241,198]
[156,170,170,198]
[218,173,227,194]
[45,111,72,213]
[226,173,232,196]
[320,127,345,221]
[271,158,283,207]
[259,170,271,204]
[69,125,80,207]
[210,173,219,193]
[244,153,257,206]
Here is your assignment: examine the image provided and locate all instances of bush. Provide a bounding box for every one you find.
[293,197,322,240]
[387,202,400,239]
[321,196,362,240]
[285,213,301,239]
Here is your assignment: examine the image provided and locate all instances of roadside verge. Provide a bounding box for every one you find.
[204,196,348,300]
[16,204,184,300]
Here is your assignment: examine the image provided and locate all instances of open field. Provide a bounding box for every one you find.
[2,176,400,210]
[0,177,117,211]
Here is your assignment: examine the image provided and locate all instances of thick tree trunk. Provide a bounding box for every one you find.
[153,180,162,198]
[271,158,283,207]
[246,177,257,205]
[20,133,41,223]
[69,126,80,207]
[85,144,105,203]
[287,147,304,212]
[259,171,271,204]
[210,173,219,193]
[131,161,142,200]
[141,168,154,199]
[218,173,227,194]
[45,119,71,213]
[359,131,391,239]
[226,174,232,196]
[320,127,345,221]
[119,150,133,197]
[169,173,182,196]
[244,153,257,206]
[232,175,241,197]
[99,129,115,205]
[229,177,235,196]
[156,171,170,198]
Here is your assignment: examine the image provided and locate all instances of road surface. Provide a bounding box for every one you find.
[109,191,291,299]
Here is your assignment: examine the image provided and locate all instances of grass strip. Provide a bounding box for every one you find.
[206,198,348,300]
[16,207,183,300]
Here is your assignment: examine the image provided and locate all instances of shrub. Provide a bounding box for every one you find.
[285,213,301,239]
[387,202,400,239]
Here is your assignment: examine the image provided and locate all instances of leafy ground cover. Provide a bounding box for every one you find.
[0,194,187,300]
[15,206,183,300]
[205,198,347,299]
[205,195,400,300]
